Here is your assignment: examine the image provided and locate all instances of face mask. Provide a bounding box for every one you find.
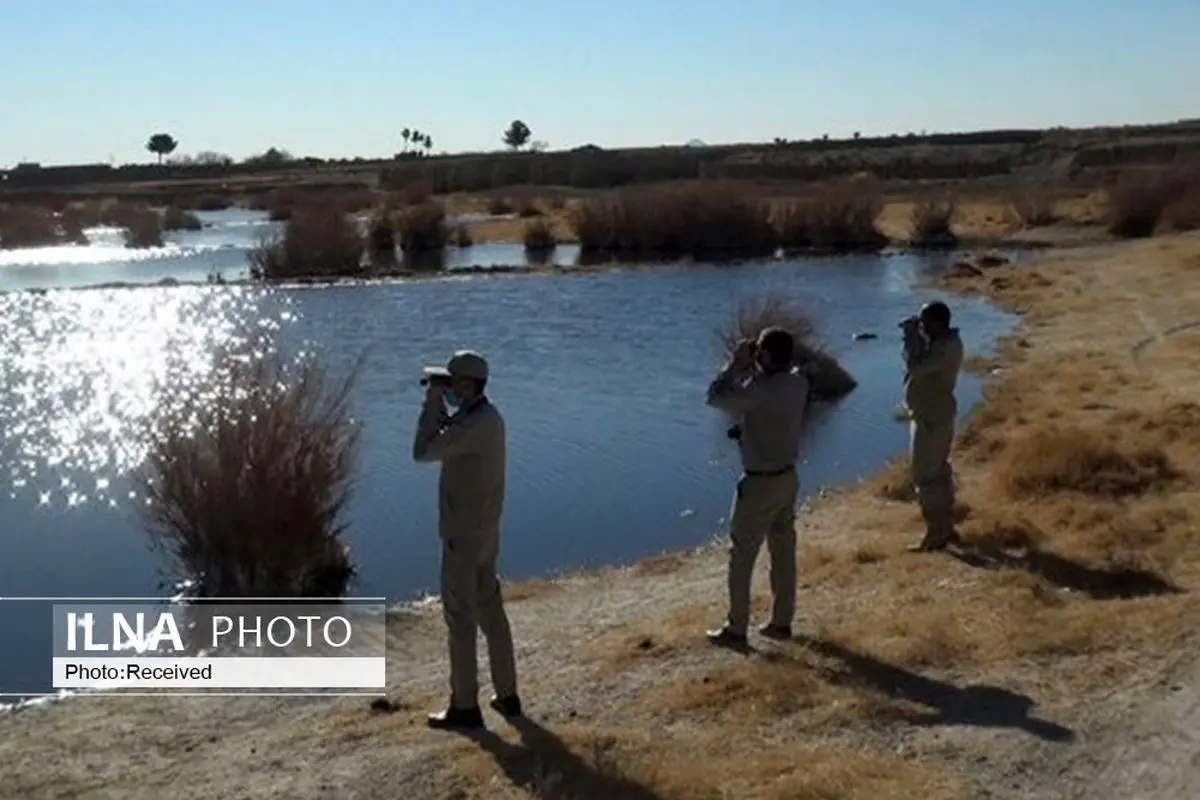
[443,390,461,407]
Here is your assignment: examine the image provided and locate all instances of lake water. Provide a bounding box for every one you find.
[0,210,1017,699]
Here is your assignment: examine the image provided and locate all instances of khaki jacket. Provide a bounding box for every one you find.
[707,364,810,473]
[903,328,963,425]
[412,396,506,542]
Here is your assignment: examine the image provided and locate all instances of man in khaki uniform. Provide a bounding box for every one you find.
[413,350,520,729]
[901,301,965,552]
[705,327,810,646]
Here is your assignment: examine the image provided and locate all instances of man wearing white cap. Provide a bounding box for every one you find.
[413,349,520,729]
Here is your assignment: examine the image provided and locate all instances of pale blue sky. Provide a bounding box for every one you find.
[2,0,1198,166]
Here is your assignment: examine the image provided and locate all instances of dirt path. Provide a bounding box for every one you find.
[4,231,1200,799]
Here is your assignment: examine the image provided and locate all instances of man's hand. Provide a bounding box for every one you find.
[424,382,446,404]
[731,338,757,370]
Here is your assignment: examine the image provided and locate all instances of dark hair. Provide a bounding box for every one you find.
[758,326,795,365]
[921,301,951,328]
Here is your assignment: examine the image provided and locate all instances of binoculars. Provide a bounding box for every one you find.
[419,373,452,388]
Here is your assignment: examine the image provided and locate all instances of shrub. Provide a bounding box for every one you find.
[773,179,887,252]
[123,208,165,248]
[907,198,957,248]
[487,196,514,215]
[1009,188,1058,227]
[516,196,543,218]
[398,180,433,206]
[523,218,556,253]
[993,426,1177,499]
[716,293,857,400]
[0,204,80,249]
[451,224,474,247]
[367,211,397,265]
[249,202,365,280]
[101,200,143,229]
[1105,168,1188,238]
[183,194,233,211]
[547,193,567,211]
[571,180,779,262]
[162,206,203,231]
[136,347,362,598]
[396,201,450,256]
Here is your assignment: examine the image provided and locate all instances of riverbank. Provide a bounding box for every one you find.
[3,231,1199,799]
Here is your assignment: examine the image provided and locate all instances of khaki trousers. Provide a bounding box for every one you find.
[909,420,957,541]
[440,535,517,709]
[726,469,800,635]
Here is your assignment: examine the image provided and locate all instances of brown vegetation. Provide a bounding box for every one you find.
[773,179,888,252]
[717,293,857,399]
[137,347,361,598]
[522,218,556,256]
[1104,165,1196,238]
[396,201,450,257]
[249,202,364,280]
[1009,186,1059,226]
[161,206,203,231]
[571,180,779,262]
[122,208,165,248]
[0,204,87,248]
[906,197,958,248]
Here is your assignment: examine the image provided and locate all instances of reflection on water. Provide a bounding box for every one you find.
[0,287,292,506]
[0,235,1017,697]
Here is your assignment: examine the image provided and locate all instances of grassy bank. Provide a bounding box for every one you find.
[3,227,1200,798]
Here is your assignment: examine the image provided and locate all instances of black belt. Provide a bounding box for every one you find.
[745,464,795,477]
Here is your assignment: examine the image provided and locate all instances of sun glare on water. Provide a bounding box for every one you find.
[0,285,294,508]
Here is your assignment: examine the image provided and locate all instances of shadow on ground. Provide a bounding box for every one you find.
[460,715,664,799]
[951,543,1181,600]
[797,635,1075,743]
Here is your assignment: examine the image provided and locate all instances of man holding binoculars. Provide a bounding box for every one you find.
[413,350,521,730]
[704,326,810,647]
[900,301,964,552]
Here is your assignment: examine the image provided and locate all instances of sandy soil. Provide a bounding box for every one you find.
[3,227,1200,799]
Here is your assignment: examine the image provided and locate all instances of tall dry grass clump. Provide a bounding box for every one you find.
[396,201,450,257]
[249,202,365,280]
[523,218,556,254]
[773,179,887,253]
[451,224,474,247]
[1009,187,1058,227]
[906,198,957,248]
[161,206,203,231]
[1105,168,1189,238]
[137,348,362,598]
[716,293,857,400]
[572,180,779,262]
[122,208,165,248]
[992,425,1178,500]
[366,210,397,266]
[0,204,87,248]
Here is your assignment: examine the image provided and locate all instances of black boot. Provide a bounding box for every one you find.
[427,704,485,730]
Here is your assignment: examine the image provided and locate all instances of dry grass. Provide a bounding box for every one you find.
[451,223,474,247]
[717,293,857,400]
[906,197,958,248]
[571,180,779,262]
[249,201,365,280]
[0,204,87,248]
[161,206,203,231]
[522,218,556,256]
[773,178,888,253]
[1105,167,1191,238]
[366,210,397,266]
[122,208,165,248]
[448,722,962,799]
[135,347,362,598]
[396,201,450,256]
[1008,187,1059,227]
[992,426,1179,499]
